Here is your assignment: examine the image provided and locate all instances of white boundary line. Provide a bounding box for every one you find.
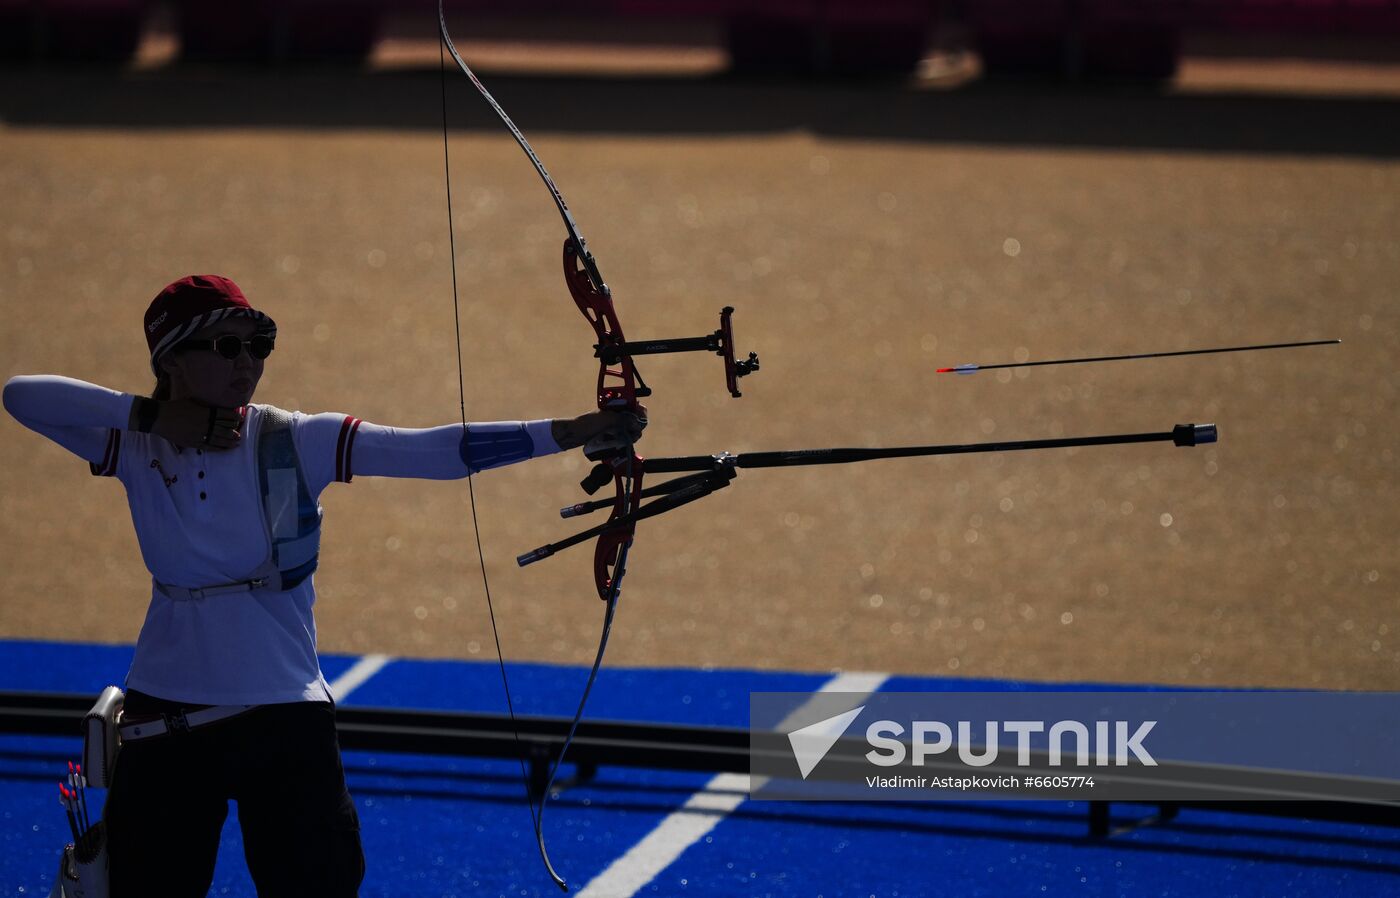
[575,671,889,898]
[327,653,392,703]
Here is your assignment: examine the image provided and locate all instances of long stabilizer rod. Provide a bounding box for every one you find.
[937,339,1339,374]
[539,424,1218,538]
[645,423,1217,475]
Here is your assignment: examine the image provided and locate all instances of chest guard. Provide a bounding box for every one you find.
[250,405,321,591]
[153,405,321,601]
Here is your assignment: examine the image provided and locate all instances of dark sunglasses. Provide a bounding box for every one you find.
[183,333,275,361]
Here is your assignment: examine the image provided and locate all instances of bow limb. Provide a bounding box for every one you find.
[437,1,606,295]
[594,494,639,600]
[438,4,638,890]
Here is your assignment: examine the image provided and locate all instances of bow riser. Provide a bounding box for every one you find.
[563,241,648,412]
[562,240,647,600]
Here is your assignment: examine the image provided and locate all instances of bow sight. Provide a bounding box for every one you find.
[592,305,760,399]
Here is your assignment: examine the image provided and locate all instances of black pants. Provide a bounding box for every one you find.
[104,690,365,898]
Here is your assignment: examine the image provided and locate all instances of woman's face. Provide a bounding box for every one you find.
[162,317,267,408]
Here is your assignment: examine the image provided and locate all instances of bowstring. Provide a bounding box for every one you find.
[438,29,545,850]
[438,8,634,888]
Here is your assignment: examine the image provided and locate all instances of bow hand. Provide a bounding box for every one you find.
[552,410,646,458]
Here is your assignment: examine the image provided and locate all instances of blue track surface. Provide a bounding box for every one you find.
[2,639,1398,897]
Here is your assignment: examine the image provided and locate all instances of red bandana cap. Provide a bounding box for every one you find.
[144,275,277,376]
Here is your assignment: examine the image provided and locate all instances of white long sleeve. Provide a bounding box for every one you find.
[3,374,134,464]
[349,419,560,480]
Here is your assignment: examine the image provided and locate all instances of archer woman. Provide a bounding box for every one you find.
[3,274,643,897]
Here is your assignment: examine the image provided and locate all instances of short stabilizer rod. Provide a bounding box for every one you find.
[517,467,738,567]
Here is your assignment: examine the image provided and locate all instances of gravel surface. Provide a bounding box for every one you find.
[2,59,1396,689]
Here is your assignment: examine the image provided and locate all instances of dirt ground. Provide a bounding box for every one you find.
[2,38,1398,690]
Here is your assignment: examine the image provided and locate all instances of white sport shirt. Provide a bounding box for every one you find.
[4,374,559,705]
